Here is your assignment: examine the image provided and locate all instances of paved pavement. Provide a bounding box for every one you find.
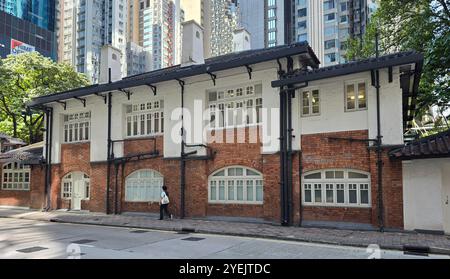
[1,218,448,259]
[0,208,450,256]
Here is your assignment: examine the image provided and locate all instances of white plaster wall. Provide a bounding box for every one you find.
[49,94,108,163]
[296,67,404,146]
[402,159,448,232]
[441,160,450,234]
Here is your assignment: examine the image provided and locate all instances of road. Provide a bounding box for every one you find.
[0,218,447,259]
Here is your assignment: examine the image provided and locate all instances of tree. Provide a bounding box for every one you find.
[346,0,450,132]
[0,52,89,143]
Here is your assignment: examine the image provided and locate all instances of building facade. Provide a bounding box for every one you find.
[58,0,127,83]
[180,0,212,58]
[126,41,152,76]
[7,29,422,230]
[210,0,239,57]
[127,0,183,71]
[0,0,56,59]
[237,0,265,49]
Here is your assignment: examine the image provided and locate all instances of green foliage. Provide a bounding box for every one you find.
[0,52,89,143]
[346,0,450,134]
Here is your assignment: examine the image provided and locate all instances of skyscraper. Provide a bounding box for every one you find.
[58,0,127,83]
[294,0,376,66]
[237,0,265,49]
[0,0,56,59]
[210,0,239,57]
[127,0,183,71]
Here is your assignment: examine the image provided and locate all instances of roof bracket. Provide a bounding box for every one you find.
[118,88,132,100]
[95,93,107,104]
[245,65,253,79]
[146,84,157,96]
[371,69,376,87]
[74,97,86,107]
[176,78,185,89]
[56,101,66,110]
[207,71,217,86]
[388,66,393,83]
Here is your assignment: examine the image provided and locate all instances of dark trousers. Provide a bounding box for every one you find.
[160,203,170,219]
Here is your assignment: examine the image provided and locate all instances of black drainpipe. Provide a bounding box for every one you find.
[43,107,53,211]
[279,86,287,225]
[298,150,303,226]
[178,79,186,219]
[114,162,119,214]
[106,91,112,214]
[374,32,384,231]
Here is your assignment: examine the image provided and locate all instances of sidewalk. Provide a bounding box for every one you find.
[1,208,449,255]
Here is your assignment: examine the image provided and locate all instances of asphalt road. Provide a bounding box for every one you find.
[0,218,447,259]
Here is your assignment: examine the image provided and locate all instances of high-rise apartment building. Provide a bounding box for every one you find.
[126,41,151,76]
[210,0,239,57]
[127,0,182,71]
[246,0,375,66]
[0,0,56,59]
[294,0,376,66]
[58,0,127,83]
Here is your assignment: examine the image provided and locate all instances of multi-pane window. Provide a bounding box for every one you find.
[301,89,320,116]
[126,100,164,137]
[125,169,164,202]
[208,84,262,129]
[61,172,90,199]
[209,166,263,204]
[63,112,91,143]
[1,163,30,191]
[346,81,367,111]
[303,169,371,207]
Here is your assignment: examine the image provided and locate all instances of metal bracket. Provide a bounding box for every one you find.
[74,97,86,107]
[56,101,66,110]
[118,88,132,100]
[95,93,107,104]
[206,71,217,86]
[176,79,185,88]
[146,84,157,96]
[245,65,253,79]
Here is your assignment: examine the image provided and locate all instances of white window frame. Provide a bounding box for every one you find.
[1,162,31,191]
[208,166,263,205]
[61,172,90,200]
[345,80,368,111]
[207,83,263,130]
[63,112,91,143]
[124,169,164,202]
[302,169,371,208]
[300,88,320,117]
[125,100,164,138]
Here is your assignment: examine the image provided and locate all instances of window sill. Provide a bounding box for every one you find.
[208,201,263,205]
[302,203,371,209]
[123,134,163,140]
[0,189,30,191]
[208,124,262,131]
[61,141,90,145]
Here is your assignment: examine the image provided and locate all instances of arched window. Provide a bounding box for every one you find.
[2,162,30,191]
[61,172,90,199]
[209,166,263,204]
[303,169,370,207]
[125,169,163,202]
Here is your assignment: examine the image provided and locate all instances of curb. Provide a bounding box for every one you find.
[2,213,450,256]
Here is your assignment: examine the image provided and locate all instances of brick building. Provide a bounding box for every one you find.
[1,21,425,231]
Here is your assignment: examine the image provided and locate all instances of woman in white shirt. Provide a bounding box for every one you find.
[159,186,173,220]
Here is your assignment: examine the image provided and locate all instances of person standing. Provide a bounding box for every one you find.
[159,185,173,220]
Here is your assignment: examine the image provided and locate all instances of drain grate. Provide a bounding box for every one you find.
[71,239,97,244]
[403,245,429,257]
[17,246,48,253]
[182,237,205,242]
[130,230,149,233]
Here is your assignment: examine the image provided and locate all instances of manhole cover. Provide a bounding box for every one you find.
[17,246,48,253]
[130,230,149,233]
[182,237,205,242]
[71,239,97,244]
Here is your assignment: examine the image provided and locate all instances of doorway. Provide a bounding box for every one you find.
[62,172,90,211]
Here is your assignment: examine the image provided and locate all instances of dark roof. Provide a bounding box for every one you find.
[389,130,450,160]
[0,142,44,165]
[0,133,26,146]
[28,42,320,107]
[271,51,424,87]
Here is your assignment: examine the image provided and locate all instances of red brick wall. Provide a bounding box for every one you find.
[299,130,404,229]
[0,165,45,208]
